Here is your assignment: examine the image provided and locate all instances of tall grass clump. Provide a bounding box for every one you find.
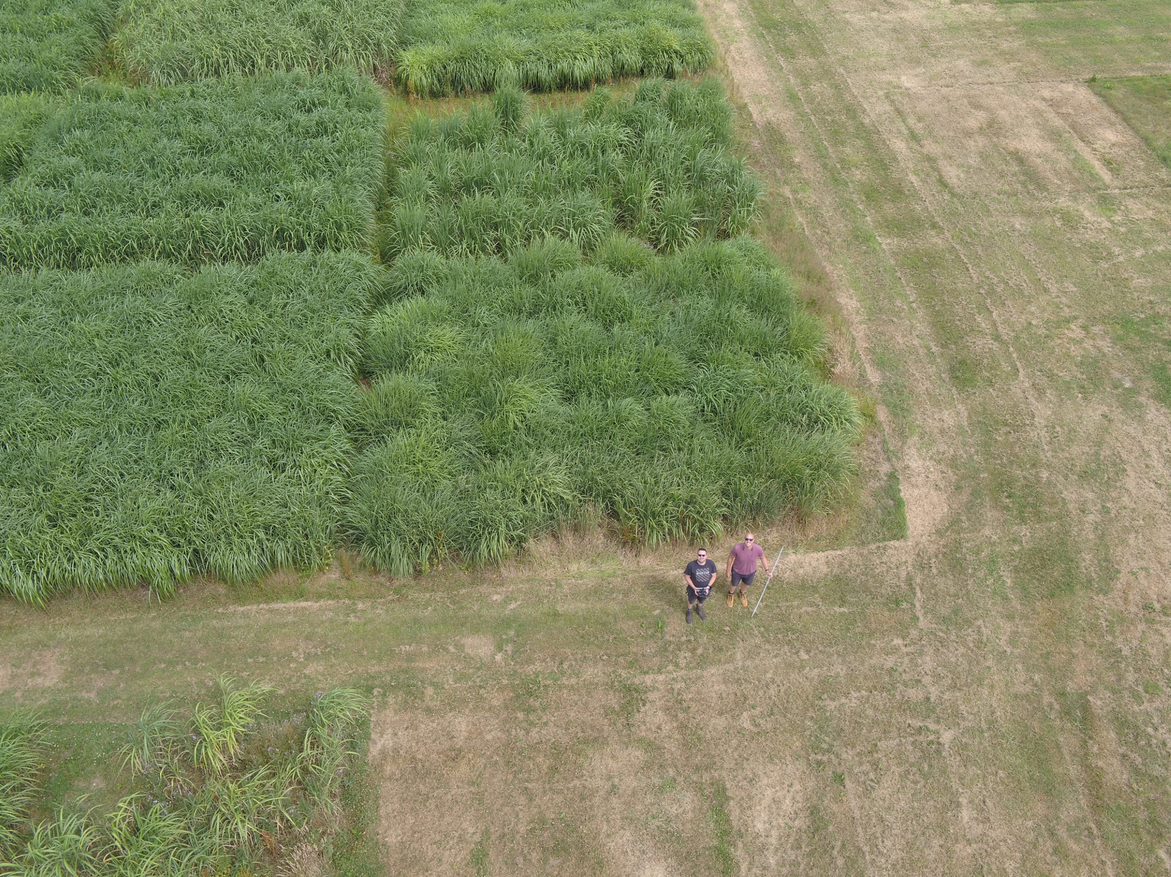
[397,0,712,96]
[0,0,113,93]
[0,94,54,180]
[0,69,384,270]
[0,721,45,860]
[0,682,370,875]
[0,253,381,605]
[381,80,759,262]
[348,238,861,573]
[112,0,407,84]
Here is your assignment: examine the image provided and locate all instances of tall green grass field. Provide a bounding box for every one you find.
[351,83,861,574]
[397,0,712,96]
[0,254,381,604]
[0,70,385,270]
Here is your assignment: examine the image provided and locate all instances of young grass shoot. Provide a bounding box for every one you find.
[0,680,370,875]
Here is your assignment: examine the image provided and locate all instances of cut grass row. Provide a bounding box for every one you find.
[0,254,379,604]
[352,83,860,573]
[0,70,384,270]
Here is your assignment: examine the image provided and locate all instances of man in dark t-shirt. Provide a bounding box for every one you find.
[684,549,719,624]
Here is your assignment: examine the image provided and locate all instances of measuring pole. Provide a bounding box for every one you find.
[751,548,785,618]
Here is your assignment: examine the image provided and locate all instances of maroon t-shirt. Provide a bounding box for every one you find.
[730,542,764,575]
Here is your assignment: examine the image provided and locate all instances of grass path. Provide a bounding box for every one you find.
[3,0,1171,872]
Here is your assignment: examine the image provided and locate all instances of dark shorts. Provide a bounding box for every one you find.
[687,587,710,605]
[731,571,756,588]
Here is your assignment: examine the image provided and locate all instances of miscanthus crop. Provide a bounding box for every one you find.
[355,82,857,573]
[381,80,760,260]
[348,237,860,574]
[0,0,113,93]
[0,70,384,270]
[0,681,369,874]
[397,0,711,96]
[0,253,380,604]
[113,0,406,84]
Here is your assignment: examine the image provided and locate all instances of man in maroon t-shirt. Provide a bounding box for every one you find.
[727,533,770,608]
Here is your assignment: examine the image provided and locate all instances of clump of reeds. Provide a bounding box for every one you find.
[112,0,407,84]
[0,0,113,93]
[0,253,381,604]
[0,720,45,861]
[0,70,385,270]
[380,79,760,263]
[396,0,713,96]
[0,680,369,875]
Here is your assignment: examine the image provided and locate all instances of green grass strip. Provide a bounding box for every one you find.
[1090,75,1171,169]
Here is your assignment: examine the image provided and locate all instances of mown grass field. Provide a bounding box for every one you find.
[1090,74,1171,169]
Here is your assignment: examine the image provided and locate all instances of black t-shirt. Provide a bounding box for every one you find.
[685,559,717,592]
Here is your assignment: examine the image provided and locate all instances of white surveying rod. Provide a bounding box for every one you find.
[751,548,785,618]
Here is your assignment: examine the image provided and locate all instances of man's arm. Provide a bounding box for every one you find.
[710,563,719,588]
